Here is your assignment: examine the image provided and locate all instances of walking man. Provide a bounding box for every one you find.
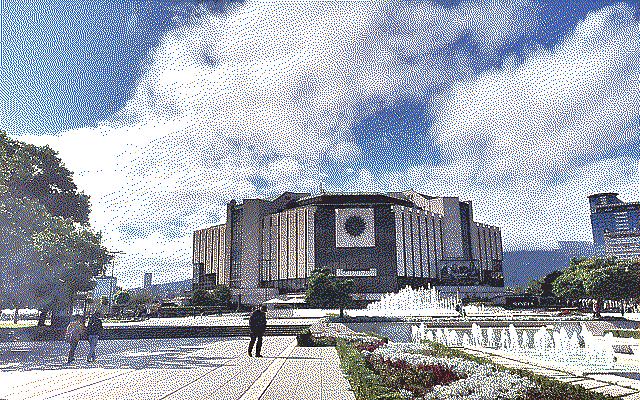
[86,312,104,362]
[65,315,85,364]
[248,305,267,357]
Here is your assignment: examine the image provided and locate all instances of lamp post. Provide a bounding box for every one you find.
[105,250,125,316]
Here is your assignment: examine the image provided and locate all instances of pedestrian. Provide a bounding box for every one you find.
[86,312,104,362]
[248,305,267,357]
[65,315,85,364]
[593,299,602,319]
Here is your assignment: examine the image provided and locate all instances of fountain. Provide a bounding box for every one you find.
[413,322,621,372]
[487,327,495,348]
[365,285,460,317]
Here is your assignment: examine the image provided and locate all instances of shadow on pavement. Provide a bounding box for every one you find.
[0,337,235,372]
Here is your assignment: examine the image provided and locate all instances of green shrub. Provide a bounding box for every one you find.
[336,340,404,400]
[605,329,640,339]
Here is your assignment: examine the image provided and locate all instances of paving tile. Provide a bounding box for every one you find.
[591,385,637,397]
[573,380,610,389]
[0,337,354,400]
[552,376,585,383]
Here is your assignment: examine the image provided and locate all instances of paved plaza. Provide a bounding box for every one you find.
[0,337,355,400]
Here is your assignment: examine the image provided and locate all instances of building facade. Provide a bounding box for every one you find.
[589,193,640,254]
[193,191,504,303]
[604,231,640,260]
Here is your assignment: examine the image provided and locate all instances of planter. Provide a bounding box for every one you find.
[297,331,313,346]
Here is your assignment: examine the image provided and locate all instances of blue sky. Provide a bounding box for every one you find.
[2,0,634,137]
[2,0,639,286]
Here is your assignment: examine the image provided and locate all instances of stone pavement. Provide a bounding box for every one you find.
[462,347,640,399]
[0,337,354,400]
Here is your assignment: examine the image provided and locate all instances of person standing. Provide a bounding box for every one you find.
[248,305,267,357]
[65,315,85,364]
[86,313,104,362]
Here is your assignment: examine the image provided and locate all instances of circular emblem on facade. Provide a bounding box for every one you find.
[344,215,366,237]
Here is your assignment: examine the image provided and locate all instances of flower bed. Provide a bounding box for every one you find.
[361,342,534,399]
[311,321,614,399]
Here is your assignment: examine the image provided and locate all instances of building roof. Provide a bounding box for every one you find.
[588,192,619,199]
[293,192,414,208]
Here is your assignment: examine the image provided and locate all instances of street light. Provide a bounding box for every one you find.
[105,250,125,315]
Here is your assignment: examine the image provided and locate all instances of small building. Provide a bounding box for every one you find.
[143,273,153,290]
[193,190,504,305]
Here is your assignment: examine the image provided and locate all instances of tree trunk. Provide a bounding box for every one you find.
[339,307,344,320]
[13,307,18,324]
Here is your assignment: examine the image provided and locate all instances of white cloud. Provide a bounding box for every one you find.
[432,3,640,187]
[343,3,640,250]
[22,0,542,286]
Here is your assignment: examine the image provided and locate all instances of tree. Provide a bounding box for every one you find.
[191,285,232,308]
[552,257,609,301]
[0,130,89,223]
[305,268,355,319]
[584,261,640,315]
[128,290,155,315]
[209,285,231,307]
[192,289,213,307]
[113,290,131,307]
[526,270,562,297]
[0,131,111,325]
[552,257,640,315]
[112,290,131,317]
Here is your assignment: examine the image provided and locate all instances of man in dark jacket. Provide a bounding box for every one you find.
[248,305,267,357]
[86,312,104,362]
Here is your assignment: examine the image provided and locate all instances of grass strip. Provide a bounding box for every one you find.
[335,339,404,400]
[605,329,640,339]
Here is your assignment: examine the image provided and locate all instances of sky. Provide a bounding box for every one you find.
[1,0,639,287]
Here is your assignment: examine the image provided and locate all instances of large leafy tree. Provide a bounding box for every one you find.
[0,130,111,323]
[0,130,89,223]
[552,257,609,300]
[553,257,640,313]
[305,268,355,319]
[526,270,562,297]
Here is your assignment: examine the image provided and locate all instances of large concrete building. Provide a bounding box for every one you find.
[193,190,504,304]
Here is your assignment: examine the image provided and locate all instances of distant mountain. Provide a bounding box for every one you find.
[502,249,569,288]
[152,278,192,297]
[502,241,594,288]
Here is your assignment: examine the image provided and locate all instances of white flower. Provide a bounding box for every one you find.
[365,342,535,400]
